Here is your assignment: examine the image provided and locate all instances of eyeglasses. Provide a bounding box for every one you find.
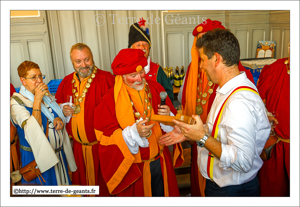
[24,75,46,81]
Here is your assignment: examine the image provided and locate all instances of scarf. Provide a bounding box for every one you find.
[20,85,65,124]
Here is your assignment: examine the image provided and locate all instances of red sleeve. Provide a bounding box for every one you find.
[256,63,275,100]
[10,83,16,97]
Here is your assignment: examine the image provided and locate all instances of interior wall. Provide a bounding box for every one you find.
[10,10,290,86]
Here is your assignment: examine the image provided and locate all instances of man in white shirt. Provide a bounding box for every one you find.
[159,29,270,196]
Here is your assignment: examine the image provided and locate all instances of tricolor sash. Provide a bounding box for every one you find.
[207,86,259,180]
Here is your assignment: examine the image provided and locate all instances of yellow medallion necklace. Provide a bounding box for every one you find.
[129,82,153,123]
[196,71,215,115]
[71,66,97,114]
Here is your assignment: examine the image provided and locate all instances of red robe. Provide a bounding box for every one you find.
[182,61,255,196]
[55,68,114,196]
[94,80,183,196]
[257,58,290,196]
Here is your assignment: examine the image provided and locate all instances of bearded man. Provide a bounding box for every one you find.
[55,43,114,196]
[94,48,183,196]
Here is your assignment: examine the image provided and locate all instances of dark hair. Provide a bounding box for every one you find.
[17,61,40,77]
[196,28,240,67]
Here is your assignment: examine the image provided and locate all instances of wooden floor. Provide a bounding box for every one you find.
[171,146,192,197]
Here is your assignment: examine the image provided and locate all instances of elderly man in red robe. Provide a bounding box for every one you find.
[94,48,183,196]
[55,43,114,196]
[177,19,255,196]
[257,49,290,196]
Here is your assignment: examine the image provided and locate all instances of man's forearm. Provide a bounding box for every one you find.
[204,136,222,159]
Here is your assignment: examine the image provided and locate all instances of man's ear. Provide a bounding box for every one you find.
[214,53,222,67]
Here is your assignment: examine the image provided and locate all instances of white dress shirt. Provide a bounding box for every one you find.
[197,72,270,187]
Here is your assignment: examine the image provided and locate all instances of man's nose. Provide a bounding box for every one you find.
[82,61,86,68]
[136,74,143,82]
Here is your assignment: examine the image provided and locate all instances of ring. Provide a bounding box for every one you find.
[41,89,45,92]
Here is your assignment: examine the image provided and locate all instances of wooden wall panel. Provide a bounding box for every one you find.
[166,32,184,69]
[235,29,248,59]
[10,42,25,87]
[27,40,53,84]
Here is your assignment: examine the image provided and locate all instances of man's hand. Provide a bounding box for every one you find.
[136,118,155,138]
[53,117,64,131]
[173,115,205,142]
[157,104,170,116]
[268,116,279,132]
[63,105,74,117]
[159,125,187,146]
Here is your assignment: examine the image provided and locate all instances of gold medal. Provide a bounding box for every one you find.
[131,101,134,106]
[148,93,152,98]
[208,81,213,86]
[74,83,77,88]
[197,86,199,90]
[93,69,97,73]
[144,110,148,116]
[197,98,201,103]
[74,98,77,103]
[145,99,149,103]
[71,79,75,83]
[78,97,83,102]
[72,89,76,93]
[208,88,213,94]
[75,92,79,97]
[202,100,207,105]
[74,105,81,114]
[81,92,86,98]
[202,93,207,98]
[91,73,95,78]
[287,70,290,74]
[88,78,92,83]
[83,88,88,93]
[86,83,90,88]
[200,92,202,96]
[135,112,141,119]
[148,105,152,111]
[196,104,203,115]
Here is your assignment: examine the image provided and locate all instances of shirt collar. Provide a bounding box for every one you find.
[216,71,246,95]
[144,56,151,74]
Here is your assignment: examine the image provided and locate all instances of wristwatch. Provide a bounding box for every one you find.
[196,134,209,147]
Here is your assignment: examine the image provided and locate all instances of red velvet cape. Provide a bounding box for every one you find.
[94,80,183,196]
[55,69,114,195]
[257,58,290,196]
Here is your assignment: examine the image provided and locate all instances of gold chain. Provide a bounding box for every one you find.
[129,81,153,123]
[71,66,97,114]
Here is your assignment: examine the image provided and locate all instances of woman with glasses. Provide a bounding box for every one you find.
[10,60,77,185]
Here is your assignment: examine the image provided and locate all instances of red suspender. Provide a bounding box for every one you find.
[206,86,259,180]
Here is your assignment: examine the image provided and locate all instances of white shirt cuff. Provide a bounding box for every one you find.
[122,118,149,154]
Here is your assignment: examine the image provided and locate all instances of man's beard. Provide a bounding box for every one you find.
[77,65,94,78]
[132,78,146,91]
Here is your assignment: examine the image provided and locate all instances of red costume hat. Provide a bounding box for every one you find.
[192,19,225,37]
[111,49,148,75]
